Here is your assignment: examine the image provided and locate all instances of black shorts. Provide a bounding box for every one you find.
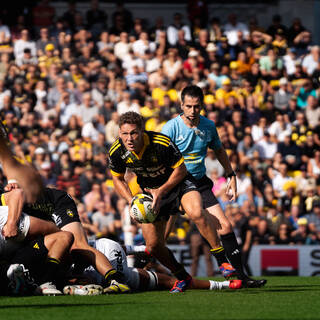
[11,236,48,283]
[193,175,219,209]
[144,173,198,221]
[53,195,80,228]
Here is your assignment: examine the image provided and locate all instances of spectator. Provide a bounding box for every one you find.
[224,13,249,47]
[86,0,107,37]
[302,46,320,75]
[167,13,192,46]
[14,29,37,66]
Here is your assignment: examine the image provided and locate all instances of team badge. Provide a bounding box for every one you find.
[66,209,74,217]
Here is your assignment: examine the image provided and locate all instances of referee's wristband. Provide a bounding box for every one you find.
[226,171,236,178]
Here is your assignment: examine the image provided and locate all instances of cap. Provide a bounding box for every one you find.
[206,43,217,52]
[283,180,297,191]
[188,50,198,58]
[230,61,238,69]
[279,77,288,85]
[45,43,55,51]
[35,147,45,155]
[41,162,51,170]
[222,78,231,85]
[297,218,308,226]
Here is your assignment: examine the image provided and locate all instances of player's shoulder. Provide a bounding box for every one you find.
[108,138,122,157]
[163,115,181,127]
[149,131,172,147]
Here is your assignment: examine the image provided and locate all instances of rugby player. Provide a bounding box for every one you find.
[108,111,221,293]
[64,238,243,294]
[1,186,130,293]
[161,85,266,288]
[0,204,73,295]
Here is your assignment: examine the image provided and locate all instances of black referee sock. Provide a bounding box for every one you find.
[220,232,247,279]
[210,246,229,266]
[42,257,60,284]
[104,269,125,286]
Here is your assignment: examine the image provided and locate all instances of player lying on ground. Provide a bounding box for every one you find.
[0,206,73,295]
[64,238,242,295]
[2,185,130,293]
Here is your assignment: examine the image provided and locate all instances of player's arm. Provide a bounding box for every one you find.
[1,189,25,238]
[108,141,133,203]
[112,174,134,205]
[0,125,43,203]
[213,146,237,201]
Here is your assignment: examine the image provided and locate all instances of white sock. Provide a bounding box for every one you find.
[209,280,230,290]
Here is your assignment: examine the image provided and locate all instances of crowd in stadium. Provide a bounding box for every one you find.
[0,0,320,273]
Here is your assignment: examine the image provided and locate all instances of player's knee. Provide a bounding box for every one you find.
[189,208,206,225]
[146,241,164,256]
[219,220,233,234]
[59,231,74,247]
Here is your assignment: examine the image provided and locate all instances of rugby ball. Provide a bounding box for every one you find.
[130,194,156,223]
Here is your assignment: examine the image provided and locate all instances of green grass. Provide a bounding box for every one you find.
[0,277,319,320]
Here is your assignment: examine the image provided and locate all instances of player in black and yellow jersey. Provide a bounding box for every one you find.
[1,186,130,294]
[108,111,213,293]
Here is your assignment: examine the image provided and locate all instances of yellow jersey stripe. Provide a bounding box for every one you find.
[1,194,5,206]
[109,143,121,156]
[171,157,184,169]
[110,139,120,149]
[154,134,170,142]
[109,141,120,154]
[153,138,170,145]
[153,140,169,147]
[110,169,125,177]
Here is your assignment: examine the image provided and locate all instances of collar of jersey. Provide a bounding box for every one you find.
[131,132,150,160]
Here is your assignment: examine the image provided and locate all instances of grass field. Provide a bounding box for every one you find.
[0,277,319,320]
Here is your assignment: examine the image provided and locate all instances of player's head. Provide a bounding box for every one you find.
[119,112,145,152]
[181,85,204,123]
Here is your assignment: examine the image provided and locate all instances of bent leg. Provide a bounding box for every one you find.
[28,216,59,238]
[181,191,221,248]
[61,222,114,275]
[142,221,189,280]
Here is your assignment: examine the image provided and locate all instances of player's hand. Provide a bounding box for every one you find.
[226,176,238,202]
[4,181,19,192]
[2,222,18,239]
[144,188,162,215]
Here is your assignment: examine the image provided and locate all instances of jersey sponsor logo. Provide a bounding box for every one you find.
[141,166,166,178]
[126,158,133,164]
[177,135,184,141]
[52,213,62,226]
[113,249,123,272]
[33,242,40,249]
[193,128,205,139]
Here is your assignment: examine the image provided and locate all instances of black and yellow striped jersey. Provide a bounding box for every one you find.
[108,131,184,189]
[0,187,73,222]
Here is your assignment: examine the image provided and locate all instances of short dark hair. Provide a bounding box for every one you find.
[181,85,204,104]
[119,111,144,130]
